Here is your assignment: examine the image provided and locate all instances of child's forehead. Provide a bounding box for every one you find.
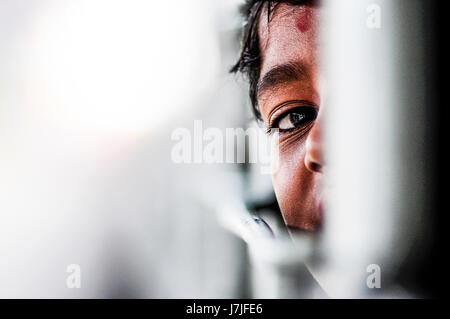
[257,4,317,46]
[257,4,320,73]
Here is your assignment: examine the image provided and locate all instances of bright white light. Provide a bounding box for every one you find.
[24,0,219,135]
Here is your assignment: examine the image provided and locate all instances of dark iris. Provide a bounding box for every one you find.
[267,105,318,136]
[278,107,317,130]
[290,112,306,127]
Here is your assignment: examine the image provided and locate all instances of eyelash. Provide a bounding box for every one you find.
[266,104,318,135]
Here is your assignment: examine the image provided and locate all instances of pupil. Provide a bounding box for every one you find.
[290,112,304,126]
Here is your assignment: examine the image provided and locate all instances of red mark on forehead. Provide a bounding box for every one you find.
[296,7,313,33]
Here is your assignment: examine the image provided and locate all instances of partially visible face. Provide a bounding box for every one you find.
[257,4,324,233]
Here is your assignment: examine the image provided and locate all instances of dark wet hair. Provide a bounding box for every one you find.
[230,0,309,120]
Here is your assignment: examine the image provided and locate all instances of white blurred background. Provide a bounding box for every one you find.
[0,0,257,298]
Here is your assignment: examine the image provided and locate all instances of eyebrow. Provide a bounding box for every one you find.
[257,61,308,99]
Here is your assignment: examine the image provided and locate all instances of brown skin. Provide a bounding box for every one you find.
[257,4,324,233]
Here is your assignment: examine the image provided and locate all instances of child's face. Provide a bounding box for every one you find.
[257,4,324,232]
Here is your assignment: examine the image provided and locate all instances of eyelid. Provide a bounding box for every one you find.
[267,100,318,129]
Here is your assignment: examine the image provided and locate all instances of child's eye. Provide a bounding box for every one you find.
[273,107,318,132]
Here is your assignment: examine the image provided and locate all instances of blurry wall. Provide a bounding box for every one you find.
[0,0,252,298]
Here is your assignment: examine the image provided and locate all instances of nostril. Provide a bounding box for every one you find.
[304,128,324,173]
[309,162,322,172]
[305,149,324,173]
